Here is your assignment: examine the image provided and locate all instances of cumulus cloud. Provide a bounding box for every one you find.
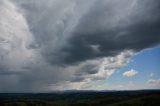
[0,0,160,92]
[46,50,133,90]
[123,69,138,77]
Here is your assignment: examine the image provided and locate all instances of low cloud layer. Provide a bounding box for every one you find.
[0,0,160,92]
[147,79,160,88]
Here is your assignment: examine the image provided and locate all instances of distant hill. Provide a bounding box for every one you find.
[0,89,160,106]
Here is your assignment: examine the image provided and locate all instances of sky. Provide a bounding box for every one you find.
[0,0,160,92]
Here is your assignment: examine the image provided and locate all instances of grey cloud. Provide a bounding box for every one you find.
[14,0,96,65]
[60,0,160,64]
[0,71,23,75]
[15,0,160,65]
[74,64,99,76]
[0,0,160,92]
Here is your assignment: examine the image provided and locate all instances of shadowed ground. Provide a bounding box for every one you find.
[0,90,160,106]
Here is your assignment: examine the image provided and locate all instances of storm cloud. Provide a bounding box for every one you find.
[0,0,159,92]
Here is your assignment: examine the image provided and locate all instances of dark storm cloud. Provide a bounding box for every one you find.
[58,0,160,64]
[0,0,160,92]
[0,70,24,75]
[74,64,98,76]
[16,0,160,65]
[14,0,99,66]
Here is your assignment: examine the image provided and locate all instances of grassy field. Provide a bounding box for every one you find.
[0,90,160,106]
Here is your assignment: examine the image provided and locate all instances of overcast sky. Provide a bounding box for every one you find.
[0,0,160,92]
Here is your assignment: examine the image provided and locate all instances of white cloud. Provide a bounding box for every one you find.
[149,73,154,77]
[147,79,160,87]
[47,50,134,90]
[123,69,138,77]
[94,50,134,80]
[0,0,35,72]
